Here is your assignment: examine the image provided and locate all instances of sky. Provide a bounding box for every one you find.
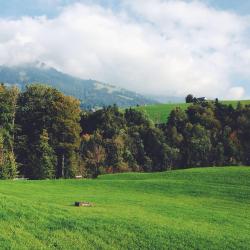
[0,0,250,99]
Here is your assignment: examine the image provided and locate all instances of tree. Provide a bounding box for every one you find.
[186,124,212,167]
[167,108,188,131]
[15,85,81,179]
[80,105,125,138]
[212,142,225,166]
[0,130,18,179]
[80,132,106,178]
[9,83,250,178]
[37,129,56,179]
[140,126,176,171]
[185,94,194,103]
[126,130,149,171]
[0,85,19,179]
[237,109,250,164]
[52,94,81,178]
[125,108,153,127]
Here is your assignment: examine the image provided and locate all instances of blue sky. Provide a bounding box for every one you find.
[1,0,250,17]
[0,0,117,18]
[0,0,250,99]
[205,0,250,15]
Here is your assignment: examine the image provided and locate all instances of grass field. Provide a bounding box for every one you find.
[136,102,190,124]
[136,100,250,124]
[0,167,249,249]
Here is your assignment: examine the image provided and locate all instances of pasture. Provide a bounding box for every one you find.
[0,167,249,249]
[136,100,250,123]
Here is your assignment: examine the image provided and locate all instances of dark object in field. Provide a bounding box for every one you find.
[75,201,92,207]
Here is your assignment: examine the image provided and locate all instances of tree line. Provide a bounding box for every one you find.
[0,84,249,179]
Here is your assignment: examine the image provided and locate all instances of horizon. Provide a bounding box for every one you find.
[0,0,250,100]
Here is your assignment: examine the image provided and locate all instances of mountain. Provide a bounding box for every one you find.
[0,63,157,109]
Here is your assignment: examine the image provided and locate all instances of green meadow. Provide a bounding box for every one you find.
[136,102,190,124]
[0,167,249,249]
[136,100,250,123]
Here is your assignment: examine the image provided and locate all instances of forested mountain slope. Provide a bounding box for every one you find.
[0,63,156,108]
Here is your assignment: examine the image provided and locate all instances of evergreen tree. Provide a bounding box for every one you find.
[0,130,18,179]
[37,129,56,179]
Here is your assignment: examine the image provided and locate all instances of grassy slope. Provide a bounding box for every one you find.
[0,167,249,249]
[136,100,250,124]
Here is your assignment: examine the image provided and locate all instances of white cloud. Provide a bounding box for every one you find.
[0,0,249,99]
[226,86,245,100]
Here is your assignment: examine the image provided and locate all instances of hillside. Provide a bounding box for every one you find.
[136,100,250,124]
[0,167,249,249]
[0,63,156,109]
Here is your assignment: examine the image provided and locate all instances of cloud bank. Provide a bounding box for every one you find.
[0,0,250,99]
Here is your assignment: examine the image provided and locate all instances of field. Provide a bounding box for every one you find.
[136,100,250,124]
[136,103,190,124]
[0,167,249,249]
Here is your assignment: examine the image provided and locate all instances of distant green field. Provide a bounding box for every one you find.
[0,167,249,249]
[136,103,190,124]
[136,100,250,124]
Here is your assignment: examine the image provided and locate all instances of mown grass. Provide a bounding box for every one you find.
[136,103,189,124]
[136,100,250,123]
[0,167,249,249]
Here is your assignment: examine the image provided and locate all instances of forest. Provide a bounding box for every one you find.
[0,83,249,180]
